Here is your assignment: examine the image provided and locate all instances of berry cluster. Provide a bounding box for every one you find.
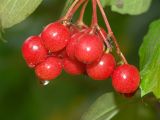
[22,0,140,95]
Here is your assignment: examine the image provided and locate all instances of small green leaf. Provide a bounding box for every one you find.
[139,19,160,98]
[81,92,119,120]
[0,0,42,28]
[111,0,152,15]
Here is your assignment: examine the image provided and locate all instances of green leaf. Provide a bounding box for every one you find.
[81,92,140,120]
[139,19,160,98]
[81,92,119,120]
[111,0,152,15]
[112,99,157,120]
[100,0,152,15]
[0,0,42,28]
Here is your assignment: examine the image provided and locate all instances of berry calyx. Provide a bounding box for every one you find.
[41,22,70,52]
[87,53,116,80]
[63,57,85,75]
[112,64,140,93]
[22,36,47,68]
[35,57,62,80]
[75,33,103,64]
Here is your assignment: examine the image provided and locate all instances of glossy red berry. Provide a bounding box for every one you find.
[63,57,85,75]
[22,36,47,68]
[35,57,62,80]
[112,64,140,93]
[41,22,70,52]
[66,32,84,60]
[87,53,116,80]
[75,34,103,64]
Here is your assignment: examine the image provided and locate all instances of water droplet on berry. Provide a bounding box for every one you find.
[39,80,50,86]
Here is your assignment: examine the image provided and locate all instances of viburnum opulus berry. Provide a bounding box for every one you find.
[87,53,116,80]
[66,31,84,60]
[75,33,104,64]
[112,64,140,93]
[35,57,62,80]
[63,57,85,75]
[41,22,70,52]
[22,36,47,68]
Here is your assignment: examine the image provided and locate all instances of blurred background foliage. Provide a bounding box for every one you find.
[0,0,160,120]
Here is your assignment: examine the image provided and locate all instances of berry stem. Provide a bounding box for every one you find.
[96,0,128,64]
[63,0,80,20]
[77,0,88,26]
[96,0,112,33]
[91,0,98,27]
[110,34,128,64]
[61,0,73,17]
[63,0,85,20]
[96,25,112,51]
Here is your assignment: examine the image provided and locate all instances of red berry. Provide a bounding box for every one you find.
[22,36,47,68]
[63,57,85,75]
[112,64,140,93]
[35,57,62,80]
[75,34,103,64]
[87,53,116,80]
[66,32,84,60]
[41,22,70,52]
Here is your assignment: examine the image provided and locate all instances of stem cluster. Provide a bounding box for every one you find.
[62,0,127,64]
